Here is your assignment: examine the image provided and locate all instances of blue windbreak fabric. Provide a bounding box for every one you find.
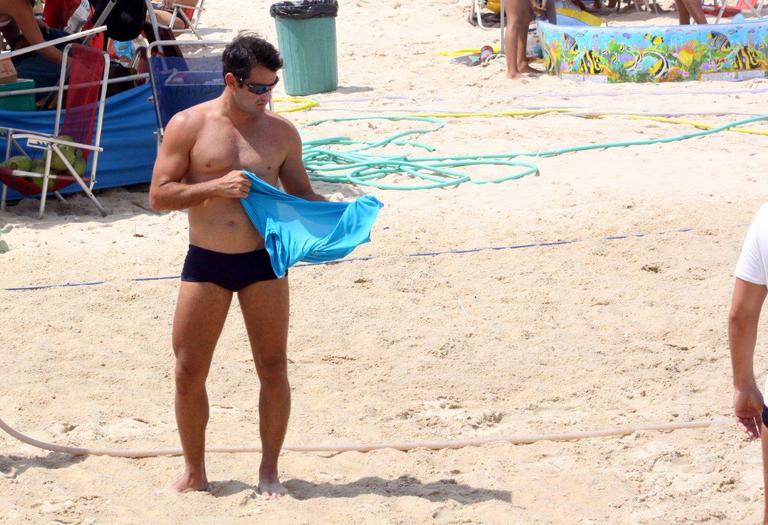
[240,171,384,278]
[0,84,156,200]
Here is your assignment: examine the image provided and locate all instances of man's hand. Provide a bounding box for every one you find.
[734,384,764,440]
[215,170,251,199]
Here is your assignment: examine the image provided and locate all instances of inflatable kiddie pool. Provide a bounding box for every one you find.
[536,17,768,82]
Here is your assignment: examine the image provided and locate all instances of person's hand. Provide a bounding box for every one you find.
[215,170,251,199]
[530,0,547,13]
[734,383,764,440]
[161,0,175,10]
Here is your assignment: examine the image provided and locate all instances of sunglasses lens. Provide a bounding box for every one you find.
[240,76,279,95]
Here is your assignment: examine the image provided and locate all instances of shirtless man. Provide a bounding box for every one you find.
[149,34,326,497]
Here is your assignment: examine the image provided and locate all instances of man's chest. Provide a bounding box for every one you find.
[191,126,286,177]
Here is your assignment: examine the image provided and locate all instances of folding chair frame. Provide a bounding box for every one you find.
[82,0,117,46]
[145,39,227,150]
[84,0,163,49]
[713,0,764,22]
[501,6,505,54]
[144,1,164,44]
[1,26,106,59]
[471,0,500,30]
[468,0,507,54]
[0,44,110,218]
[159,0,206,40]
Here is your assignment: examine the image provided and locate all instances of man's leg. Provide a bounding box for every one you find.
[238,277,290,498]
[169,281,232,492]
[762,422,768,524]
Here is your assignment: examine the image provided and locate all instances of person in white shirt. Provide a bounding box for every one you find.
[729,203,768,524]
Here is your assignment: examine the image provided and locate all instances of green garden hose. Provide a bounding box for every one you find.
[300,115,768,190]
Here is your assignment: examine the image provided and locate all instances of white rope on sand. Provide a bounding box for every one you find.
[0,416,732,459]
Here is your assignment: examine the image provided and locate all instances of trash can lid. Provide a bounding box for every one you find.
[270,0,339,19]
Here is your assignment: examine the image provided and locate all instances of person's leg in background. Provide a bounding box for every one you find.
[503,0,534,79]
[674,0,707,24]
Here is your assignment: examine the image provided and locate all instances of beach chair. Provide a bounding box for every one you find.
[710,0,764,21]
[0,43,110,217]
[156,0,206,40]
[146,40,225,149]
[85,0,167,58]
[85,0,149,46]
[468,0,508,54]
[470,0,502,29]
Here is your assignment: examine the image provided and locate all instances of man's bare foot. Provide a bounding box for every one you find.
[519,64,541,75]
[258,472,288,499]
[156,472,209,494]
[507,71,524,80]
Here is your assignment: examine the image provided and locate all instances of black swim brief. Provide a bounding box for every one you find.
[181,244,281,291]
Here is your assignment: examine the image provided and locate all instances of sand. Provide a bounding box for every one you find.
[2,0,768,523]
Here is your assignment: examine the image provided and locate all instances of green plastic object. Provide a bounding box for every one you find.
[273,15,338,96]
[0,79,36,112]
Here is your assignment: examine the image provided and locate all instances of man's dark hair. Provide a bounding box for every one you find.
[223,33,283,80]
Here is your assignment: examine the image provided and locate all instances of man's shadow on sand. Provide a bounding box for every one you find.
[0,453,86,479]
[284,475,511,504]
[208,476,510,503]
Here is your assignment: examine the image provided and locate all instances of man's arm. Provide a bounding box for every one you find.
[278,121,326,202]
[10,0,62,64]
[729,277,767,439]
[149,111,250,211]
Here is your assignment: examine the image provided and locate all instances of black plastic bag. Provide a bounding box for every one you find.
[269,1,339,19]
[91,0,147,41]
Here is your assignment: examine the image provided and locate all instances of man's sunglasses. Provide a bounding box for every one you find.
[237,76,280,95]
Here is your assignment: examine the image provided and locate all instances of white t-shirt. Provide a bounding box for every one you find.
[735,203,768,286]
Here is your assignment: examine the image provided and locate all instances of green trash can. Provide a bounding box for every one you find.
[270,1,339,96]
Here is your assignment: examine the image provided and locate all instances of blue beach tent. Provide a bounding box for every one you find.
[0,83,157,201]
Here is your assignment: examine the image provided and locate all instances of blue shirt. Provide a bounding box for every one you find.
[240,172,384,278]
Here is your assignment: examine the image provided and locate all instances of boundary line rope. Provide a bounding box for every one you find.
[0,415,731,458]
